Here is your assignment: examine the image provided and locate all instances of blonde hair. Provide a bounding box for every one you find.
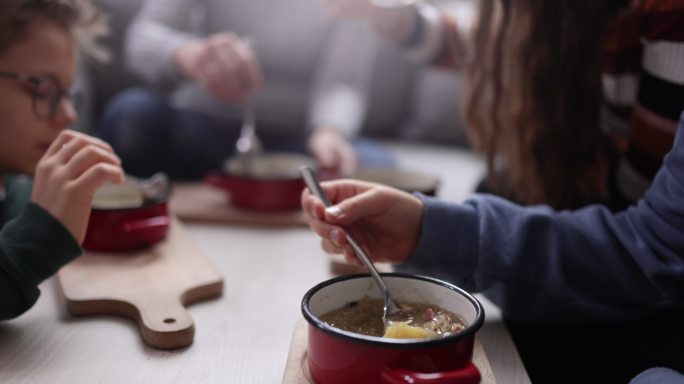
[0,0,109,61]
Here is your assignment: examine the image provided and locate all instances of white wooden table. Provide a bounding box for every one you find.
[0,144,531,383]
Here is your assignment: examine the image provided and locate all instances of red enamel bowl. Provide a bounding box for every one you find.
[83,203,170,252]
[83,175,171,252]
[204,153,316,211]
[302,273,484,384]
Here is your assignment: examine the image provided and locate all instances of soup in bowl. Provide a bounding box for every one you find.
[319,296,467,340]
[302,273,484,384]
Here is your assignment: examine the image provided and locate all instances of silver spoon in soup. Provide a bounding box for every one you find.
[300,167,403,328]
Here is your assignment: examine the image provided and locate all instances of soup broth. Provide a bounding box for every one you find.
[319,296,467,339]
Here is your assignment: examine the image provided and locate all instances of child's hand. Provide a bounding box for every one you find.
[31,130,125,243]
[301,179,424,265]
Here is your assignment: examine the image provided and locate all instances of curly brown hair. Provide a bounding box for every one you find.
[464,0,629,209]
[0,0,108,60]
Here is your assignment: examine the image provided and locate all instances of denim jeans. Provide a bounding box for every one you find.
[98,88,395,180]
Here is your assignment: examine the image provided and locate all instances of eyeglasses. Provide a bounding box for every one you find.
[0,70,74,119]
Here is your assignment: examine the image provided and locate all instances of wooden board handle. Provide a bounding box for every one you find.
[134,295,195,350]
[59,218,224,350]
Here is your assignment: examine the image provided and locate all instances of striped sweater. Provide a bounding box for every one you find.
[602,0,684,203]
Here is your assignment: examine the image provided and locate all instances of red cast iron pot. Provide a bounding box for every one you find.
[204,153,315,211]
[83,175,171,252]
[302,273,485,384]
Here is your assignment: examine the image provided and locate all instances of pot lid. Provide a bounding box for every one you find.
[92,172,170,209]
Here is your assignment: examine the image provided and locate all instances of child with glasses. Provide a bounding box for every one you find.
[0,0,125,320]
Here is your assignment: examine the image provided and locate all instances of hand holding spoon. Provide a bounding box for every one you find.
[300,167,403,326]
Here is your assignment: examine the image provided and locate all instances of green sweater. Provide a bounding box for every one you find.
[0,176,81,320]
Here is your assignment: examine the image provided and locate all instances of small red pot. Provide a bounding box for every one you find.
[204,153,315,211]
[83,203,170,252]
[83,175,171,252]
[302,274,485,384]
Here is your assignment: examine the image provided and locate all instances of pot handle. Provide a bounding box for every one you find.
[122,216,171,233]
[381,363,481,384]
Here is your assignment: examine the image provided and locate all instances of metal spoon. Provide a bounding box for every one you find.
[235,96,262,173]
[300,166,402,326]
[138,172,170,201]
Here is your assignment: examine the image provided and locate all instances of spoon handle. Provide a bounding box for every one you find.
[300,167,396,310]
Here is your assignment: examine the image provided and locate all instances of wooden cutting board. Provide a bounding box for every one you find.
[169,182,308,227]
[57,217,224,350]
[282,319,497,383]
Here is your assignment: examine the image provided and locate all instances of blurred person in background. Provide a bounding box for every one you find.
[97,0,395,180]
[323,0,684,211]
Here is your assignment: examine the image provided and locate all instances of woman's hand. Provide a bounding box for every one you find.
[31,130,125,243]
[308,128,357,177]
[174,32,263,103]
[301,179,424,265]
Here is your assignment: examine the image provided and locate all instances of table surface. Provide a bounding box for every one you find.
[0,143,531,384]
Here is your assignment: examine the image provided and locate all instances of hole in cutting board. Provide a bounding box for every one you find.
[164,318,176,324]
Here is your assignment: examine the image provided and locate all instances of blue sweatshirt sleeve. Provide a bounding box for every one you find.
[396,112,684,322]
